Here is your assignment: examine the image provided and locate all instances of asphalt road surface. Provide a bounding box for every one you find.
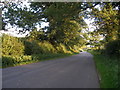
[2,52,100,88]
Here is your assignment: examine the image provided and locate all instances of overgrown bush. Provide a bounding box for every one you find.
[2,34,25,55]
[105,40,120,57]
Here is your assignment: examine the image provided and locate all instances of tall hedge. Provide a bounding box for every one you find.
[105,40,120,57]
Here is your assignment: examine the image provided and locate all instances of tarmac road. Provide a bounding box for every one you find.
[2,52,100,88]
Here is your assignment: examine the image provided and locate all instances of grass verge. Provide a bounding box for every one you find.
[89,50,118,88]
[2,53,77,68]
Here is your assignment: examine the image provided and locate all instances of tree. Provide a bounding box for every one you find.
[2,2,101,50]
[90,3,119,42]
[2,2,99,31]
[30,2,88,46]
[89,2,120,56]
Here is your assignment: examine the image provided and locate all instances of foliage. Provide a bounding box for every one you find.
[88,3,119,53]
[2,2,92,49]
[24,40,33,55]
[1,34,25,55]
[2,55,33,68]
[37,41,57,54]
[24,40,57,55]
[91,3,119,42]
[1,34,78,68]
[28,29,47,41]
[2,53,73,68]
[2,2,39,31]
[70,45,80,53]
[105,40,120,57]
[2,2,99,32]
[44,3,87,45]
[55,43,72,54]
[24,40,43,55]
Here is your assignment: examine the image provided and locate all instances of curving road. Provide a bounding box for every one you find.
[2,52,100,88]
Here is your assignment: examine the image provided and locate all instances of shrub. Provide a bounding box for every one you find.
[38,41,57,54]
[2,55,33,67]
[24,40,57,55]
[2,34,25,56]
[24,41,33,55]
[2,56,15,67]
[105,40,120,57]
[56,43,72,54]
[25,40,43,55]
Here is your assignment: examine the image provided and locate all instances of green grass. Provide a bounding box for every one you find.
[89,50,118,88]
[2,53,76,68]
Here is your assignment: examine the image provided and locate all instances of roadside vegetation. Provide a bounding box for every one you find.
[89,50,118,88]
[1,34,80,68]
[2,53,73,68]
[88,35,119,88]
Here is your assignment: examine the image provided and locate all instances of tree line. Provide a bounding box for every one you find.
[1,2,120,57]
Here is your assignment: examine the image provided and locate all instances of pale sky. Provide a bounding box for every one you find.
[84,18,95,32]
